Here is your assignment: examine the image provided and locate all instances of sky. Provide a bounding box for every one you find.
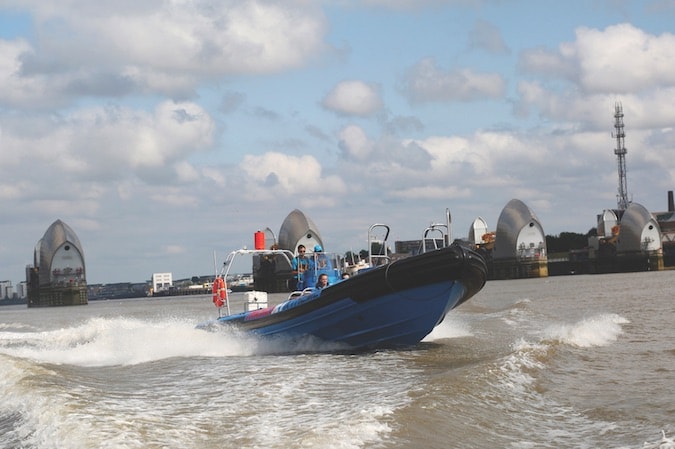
[1,0,674,285]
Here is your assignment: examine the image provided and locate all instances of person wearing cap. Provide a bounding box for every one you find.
[312,244,330,269]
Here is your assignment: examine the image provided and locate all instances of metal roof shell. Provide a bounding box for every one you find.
[277,209,324,254]
[35,219,86,285]
[493,199,546,260]
[617,202,662,252]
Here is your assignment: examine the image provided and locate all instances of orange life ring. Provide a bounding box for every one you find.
[212,277,226,307]
[219,278,228,302]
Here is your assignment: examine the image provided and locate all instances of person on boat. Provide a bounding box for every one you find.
[257,253,276,291]
[315,273,329,289]
[311,245,331,270]
[291,244,309,290]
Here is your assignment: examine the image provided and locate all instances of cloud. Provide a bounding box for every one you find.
[391,185,472,200]
[571,23,675,93]
[400,58,506,103]
[0,100,216,188]
[520,23,675,94]
[516,80,675,130]
[519,47,578,81]
[515,23,675,131]
[468,19,510,54]
[356,0,475,10]
[322,80,383,116]
[0,38,66,109]
[219,91,246,114]
[253,106,281,121]
[238,152,347,201]
[338,124,375,160]
[0,1,329,103]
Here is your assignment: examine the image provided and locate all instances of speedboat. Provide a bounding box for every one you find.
[199,222,487,350]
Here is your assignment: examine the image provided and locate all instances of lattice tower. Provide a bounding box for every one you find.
[613,102,630,210]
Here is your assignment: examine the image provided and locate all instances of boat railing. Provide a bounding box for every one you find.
[421,208,452,253]
[367,224,391,266]
[422,223,448,253]
[218,248,296,316]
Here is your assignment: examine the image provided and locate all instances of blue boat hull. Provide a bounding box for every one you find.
[212,243,487,350]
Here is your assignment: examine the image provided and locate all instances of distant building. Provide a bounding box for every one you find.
[16,281,27,299]
[27,219,88,307]
[1,280,13,299]
[152,273,173,293]
[395,240,424,255]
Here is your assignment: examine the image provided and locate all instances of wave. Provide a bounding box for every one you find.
[543,313,629,348]
[0,327,413,449]
[471,311,657,448]
[491,313,629,393]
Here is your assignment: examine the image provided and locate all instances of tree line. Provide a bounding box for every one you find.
[545,229,597,254]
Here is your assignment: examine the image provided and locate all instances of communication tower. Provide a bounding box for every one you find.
[612,102,630,210]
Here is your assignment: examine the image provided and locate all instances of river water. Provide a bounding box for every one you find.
[0,271,673,449]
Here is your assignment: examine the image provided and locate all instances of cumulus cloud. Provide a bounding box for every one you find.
[400,58,506,103]
[0,0,328,103]
[0,100,216,186]
[322,80,383,116]
[520,23,675,94]
[239,152,347,201]
[0,38,68,109]
[571,24,675,93]
[338,124,375,160]
[516,24,675,131]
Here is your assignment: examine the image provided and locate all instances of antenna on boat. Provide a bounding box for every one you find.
[446,208,452,246]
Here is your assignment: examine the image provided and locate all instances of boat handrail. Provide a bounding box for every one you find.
[367,223,391,266]
[221,249,295,277]
[422,223,448,252]
[218,248,296,316]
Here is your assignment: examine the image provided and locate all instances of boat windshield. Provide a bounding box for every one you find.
[303,251,343,288]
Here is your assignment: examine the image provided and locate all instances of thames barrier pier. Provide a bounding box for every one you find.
[27,219,88,307]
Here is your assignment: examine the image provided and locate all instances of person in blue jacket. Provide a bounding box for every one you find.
[291,245,309,290]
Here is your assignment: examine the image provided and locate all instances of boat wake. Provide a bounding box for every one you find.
[0,316,350,366]
[423,313,473,341]
[642,431,675,449]
[0,317,411,449]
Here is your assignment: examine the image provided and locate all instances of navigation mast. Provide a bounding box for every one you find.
[613,102,630,210]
